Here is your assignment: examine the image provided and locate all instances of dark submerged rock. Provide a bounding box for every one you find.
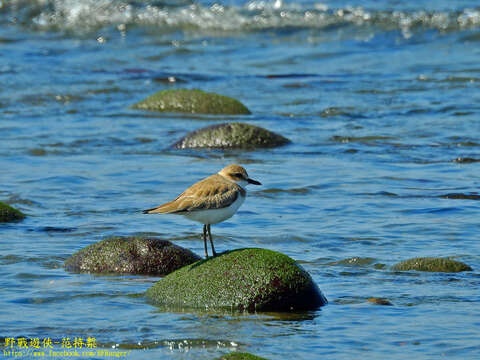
[392,257,472,273]
[132,89,251,115]
[145,248,327,312]
[319,107,353,118]
[330,135,394,143]
[326,257,376,266]
[440,193,480,200]
[217,353,269,360]
[367,297,393,306]
[453,157,480,163]
[64,236,201,275]
[0,201,26,223]
[172,122,290,149]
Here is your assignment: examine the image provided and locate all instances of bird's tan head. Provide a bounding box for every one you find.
[218,164,261,187]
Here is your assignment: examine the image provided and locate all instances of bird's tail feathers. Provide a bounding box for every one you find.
[142,201,178,214]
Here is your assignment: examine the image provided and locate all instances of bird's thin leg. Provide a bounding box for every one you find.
[207,224,217,257]
[203,224,209,258]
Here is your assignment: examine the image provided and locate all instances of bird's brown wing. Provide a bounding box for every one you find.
[143,174,245,214]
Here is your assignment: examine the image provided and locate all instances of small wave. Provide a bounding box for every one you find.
[3,0,480,34]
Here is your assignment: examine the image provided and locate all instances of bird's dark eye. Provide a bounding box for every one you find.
[233,173,243,178]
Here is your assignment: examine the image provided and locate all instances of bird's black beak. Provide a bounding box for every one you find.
[247,178,261,185]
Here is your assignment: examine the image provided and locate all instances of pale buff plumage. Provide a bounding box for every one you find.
[143,164,261,258]
[143,173,245,215]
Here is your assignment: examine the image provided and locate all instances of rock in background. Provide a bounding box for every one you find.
[173,122,290,149]
[132,89,251,115]
[64,236,201,275]
[393,257,472,273]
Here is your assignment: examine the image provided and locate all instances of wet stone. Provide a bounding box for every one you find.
[326,257,376,267]
[330,135,394,143]
[172,122,290,149]
[132,89,251,115]
[440,193,480,200]
[146,248,327,312]
[453,157,480,163]
[319,107,355,118]
[367,297,393,306]
[64,236,201,275]
[0,201,26,223]
[217,353,269,360]
[392,257,472,273]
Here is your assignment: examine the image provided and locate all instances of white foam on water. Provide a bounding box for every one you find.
[3,0,480,35]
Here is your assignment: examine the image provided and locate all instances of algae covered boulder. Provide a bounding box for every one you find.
[172,122,290,149]
[0,201,25,222]
[146,248,327,312]
[392,257,472,273]
[64,236,201,275]
[132,89,251,115]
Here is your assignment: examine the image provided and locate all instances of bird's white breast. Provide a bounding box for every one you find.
[182,193,245,225]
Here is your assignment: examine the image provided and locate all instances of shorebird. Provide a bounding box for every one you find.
[143,164,261,258]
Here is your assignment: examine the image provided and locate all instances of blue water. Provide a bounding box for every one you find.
[2,0,480,359]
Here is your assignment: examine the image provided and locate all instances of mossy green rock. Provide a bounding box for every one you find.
[0,202,25,222]
[132,89,251,115]
[146,248,327,312]
[392,257,472,273]
[172,122,290,149]
[64,236,201,275]
[217,353,268,360]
